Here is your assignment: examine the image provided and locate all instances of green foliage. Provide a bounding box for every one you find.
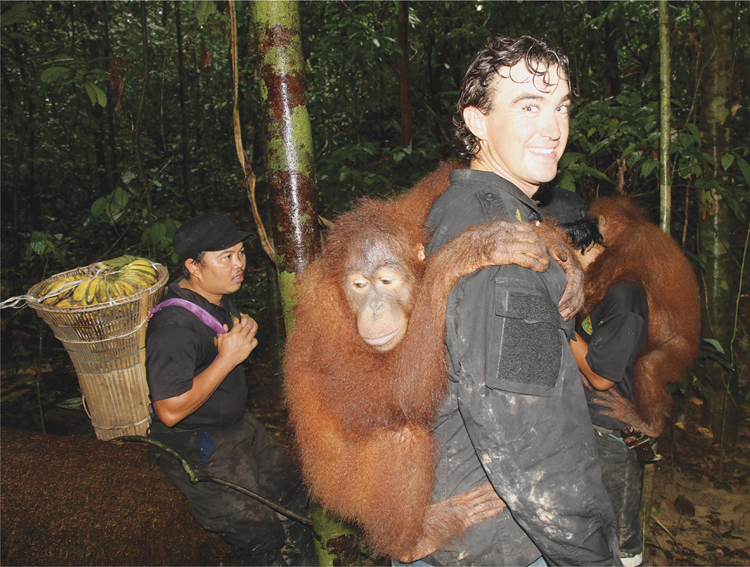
[194,1,218,27]
[40,54,109,108]
[91,186,130,221]
[25,230,67,265]
[2,2,749,413]
[0,2,39,49]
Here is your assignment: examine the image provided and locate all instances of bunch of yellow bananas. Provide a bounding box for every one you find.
[35,256,159,308]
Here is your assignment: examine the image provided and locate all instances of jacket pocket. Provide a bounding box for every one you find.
[486,276,565,397]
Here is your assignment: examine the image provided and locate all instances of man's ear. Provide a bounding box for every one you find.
[184,258,201,280]
[463,106,488,142]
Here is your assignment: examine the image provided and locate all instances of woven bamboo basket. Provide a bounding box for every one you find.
[27,263,169,440]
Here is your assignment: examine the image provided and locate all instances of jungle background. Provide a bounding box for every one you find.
[1,1,749,565]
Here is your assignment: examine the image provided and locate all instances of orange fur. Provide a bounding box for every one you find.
[583,196,701,434]
[283,163,459,557]
[283,162,582,558]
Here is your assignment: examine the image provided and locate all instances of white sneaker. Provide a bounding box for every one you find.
[620,552,643,567]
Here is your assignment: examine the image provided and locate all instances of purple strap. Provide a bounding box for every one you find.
[150,298,227,335]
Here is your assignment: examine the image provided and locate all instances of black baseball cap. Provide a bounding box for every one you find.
[536,186,587,224]
[173,212,256,261]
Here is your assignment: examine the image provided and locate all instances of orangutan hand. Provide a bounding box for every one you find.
[397,483,506,564]
[591,389,662,438]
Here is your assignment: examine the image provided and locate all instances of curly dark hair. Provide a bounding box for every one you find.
[559,216,604,253]
[454,36,572,160]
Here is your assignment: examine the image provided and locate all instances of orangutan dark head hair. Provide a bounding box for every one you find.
[559,216,605,254]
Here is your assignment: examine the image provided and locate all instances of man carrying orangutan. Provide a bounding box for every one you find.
[421,36,621,566]
[145,212,312,566]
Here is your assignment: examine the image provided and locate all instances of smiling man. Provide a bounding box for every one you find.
[145,212,311,566]
[421,37,621,566]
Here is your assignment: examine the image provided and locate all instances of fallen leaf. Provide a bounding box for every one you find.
[697,426,714,438]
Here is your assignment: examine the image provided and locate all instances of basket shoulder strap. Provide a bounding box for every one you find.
[150,298,227,335]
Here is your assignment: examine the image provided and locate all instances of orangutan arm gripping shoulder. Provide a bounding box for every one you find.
[398,483,507,563]
[532,221,585,321]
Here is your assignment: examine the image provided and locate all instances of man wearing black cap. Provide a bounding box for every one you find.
[146,212,311,566]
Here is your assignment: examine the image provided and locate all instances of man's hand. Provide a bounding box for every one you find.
[397,483,506,563]
[217,315,258,367]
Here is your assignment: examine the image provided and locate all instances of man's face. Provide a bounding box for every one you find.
[191,241,247,297]
[466,62,571,197]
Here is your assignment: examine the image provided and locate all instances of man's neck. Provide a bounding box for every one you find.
[178,278,223,306]
[469,159,539,198]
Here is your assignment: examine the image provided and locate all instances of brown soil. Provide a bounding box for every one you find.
[645,412,750,566]
[0,339,291,567]
[1,426,235,566]
[2,346,749,566]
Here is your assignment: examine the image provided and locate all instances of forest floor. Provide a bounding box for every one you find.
[1,339,749,566]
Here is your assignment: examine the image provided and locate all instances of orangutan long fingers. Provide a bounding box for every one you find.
[590,394,617,410]
[451,482,506,527]
[465,494,506,526]
[493,251,549,273]
[558,282,584,320]
[554,253,584,320]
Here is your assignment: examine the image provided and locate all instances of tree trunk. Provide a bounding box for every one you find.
[102,1,118,190]
[251,0,320,333]
[697,1,738,447]
[397,0,412,145]
[603,13,621,98]
[640,1,673,547]
[659,0,672,233]
[134,2,151,207]
[251,4,359,565]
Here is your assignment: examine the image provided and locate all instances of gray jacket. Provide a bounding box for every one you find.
[424,169,621,567]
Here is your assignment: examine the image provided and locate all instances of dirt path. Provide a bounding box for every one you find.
[3,413,749,566]
[644,415,750,566]
[1,427,235,566]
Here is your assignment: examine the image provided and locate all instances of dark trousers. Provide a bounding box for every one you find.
[593,427,643,558]
[148,410,309,566]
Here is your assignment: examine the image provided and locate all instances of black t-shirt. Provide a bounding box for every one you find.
[146,278,248,429]
[577,282,649,430]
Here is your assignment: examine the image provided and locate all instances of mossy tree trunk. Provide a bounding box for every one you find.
[251,0,320,333]
[697,1,738,447]
[250,3,360,565]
